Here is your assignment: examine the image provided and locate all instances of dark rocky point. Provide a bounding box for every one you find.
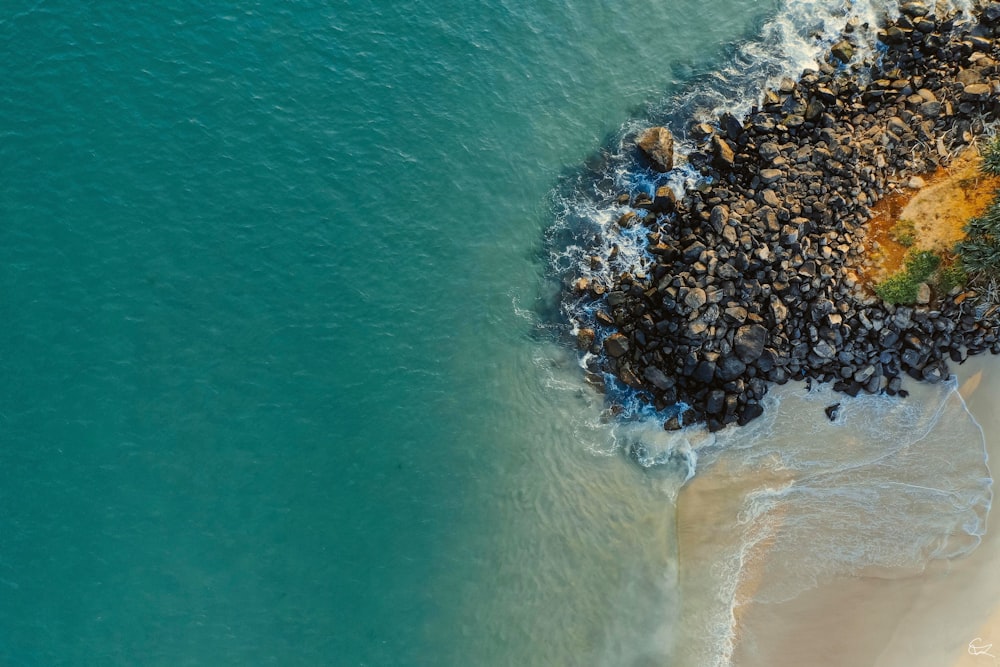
[569,6,1000,432]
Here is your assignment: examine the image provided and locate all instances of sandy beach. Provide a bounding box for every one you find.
[703,355,1000,667]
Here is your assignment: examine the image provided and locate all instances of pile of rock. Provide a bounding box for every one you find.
[576,3,1000,431]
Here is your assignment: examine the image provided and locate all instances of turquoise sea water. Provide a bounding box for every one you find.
[6,1,990,666]
[0,2,776,664]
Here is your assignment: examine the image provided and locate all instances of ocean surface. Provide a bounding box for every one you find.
[0,1,992,666]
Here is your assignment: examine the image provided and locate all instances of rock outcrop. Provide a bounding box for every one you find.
[572,6,1000,432]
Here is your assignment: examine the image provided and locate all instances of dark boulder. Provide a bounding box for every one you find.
[644,366,676,390]
[831,40,854,63]
[652,185,677,213]
[604,334,630,358]
[716,355,748,382]
[734,324,768,363]
[985,2,1000,24]
[705,389,726,416]
[738,403,765,426]
[693,358,718,384]
[712,135,736,169]
[962,84,992,102]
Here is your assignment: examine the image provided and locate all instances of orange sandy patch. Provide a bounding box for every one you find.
[864,146,1000,284]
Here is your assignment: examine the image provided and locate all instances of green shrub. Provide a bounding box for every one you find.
[904,249,940,281]
[936,264,968,293]
[875,272,920,304]
[874,250,942,305]
[956,236,1000,273]
[983,136,1000,176]
[956,200,1000,274]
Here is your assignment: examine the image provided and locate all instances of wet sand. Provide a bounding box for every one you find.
[675,355,1000,667]
[731,356,1000,667]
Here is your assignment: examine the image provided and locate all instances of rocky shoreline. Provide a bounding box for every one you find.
[573,2,1000,432]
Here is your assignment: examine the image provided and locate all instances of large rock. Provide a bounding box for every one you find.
[916,283,931,304]
[962,83,992,102]
[734,324,768,363]
[720,112,743,141]
[739,403,764,426]
[759,169,783,185]
[759,142,781,162]
[813,340,837,360]
[770,296,789,324]
[986,2,1000,24]
[684,287,708,310]
[643,366,675,390]
[693,359,717,384]
[652,185,677,213]
[831,40,854,63]
[604,334,630,358]
[717,262,740,280]
[716,355,747,382]
[636,127,675,172]
[710,205,729,233]
[887,116,908,136]
[712,135,736,168]
[900,1,929,17]
[705,389,726,416]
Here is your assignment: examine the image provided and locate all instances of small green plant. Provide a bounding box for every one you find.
[982,136,1000,176]
[936,264,968,293]
[875,272,921,304]
[874,249,942,305]
[891,218,916,247]
[904,249,941,281]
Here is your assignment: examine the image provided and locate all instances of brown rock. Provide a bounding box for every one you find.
[962,83,992,102]
[759,169,783,185]
[831,40,854,63]
[734,324,768,363]
[713,135,735,168]
[637,127,675,172]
